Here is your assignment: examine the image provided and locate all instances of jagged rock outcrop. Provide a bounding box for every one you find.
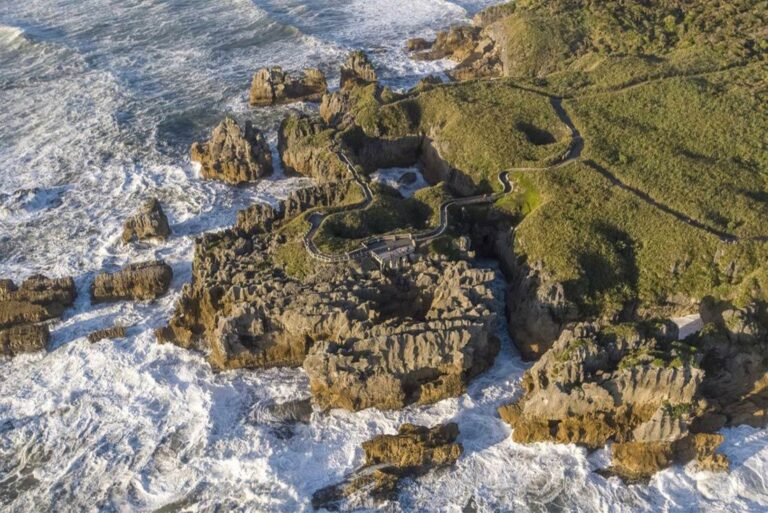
[121,198,171,243]
[249,66,327,106]
[236,182,353,235]
[158,219,502,409]
[496,320,740,479]
[91,261,173,302]
[0,275,76,357]
[409,24,501,81]
[87,326,127,343]
[278,114,347,182]
[191,118,273,184]
[340,51,377,89]
[312,423,462,510]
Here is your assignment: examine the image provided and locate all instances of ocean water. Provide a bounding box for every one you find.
[1,0,767,511]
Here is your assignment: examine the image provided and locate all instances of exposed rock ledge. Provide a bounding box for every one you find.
[0,275,76,357]
[312,423,462,510]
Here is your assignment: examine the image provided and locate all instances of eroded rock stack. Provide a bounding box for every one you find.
[340,50,377,89]
[0,276,76,357]
[191,118,273,184]
[91,261,173,303]
[312,423,462,510]
[121,198,171,243]
[249,66,328,106]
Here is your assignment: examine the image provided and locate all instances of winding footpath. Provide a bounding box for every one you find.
[303,66,766,264]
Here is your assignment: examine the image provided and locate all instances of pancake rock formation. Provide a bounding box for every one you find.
[121,198,171,243]
[91,261,173,303]
[0,275,76,357]
[249,66,328,106]
[312,423,462,510]
[191,117,273,184]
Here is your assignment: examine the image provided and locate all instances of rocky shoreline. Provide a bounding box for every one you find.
[3,0,767,509]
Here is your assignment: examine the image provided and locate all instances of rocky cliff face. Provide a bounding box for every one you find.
[191,117,273,184]
[496,310,768,479]
[339,51,377,89]
[235,182,352,235]
[408,22,502,81]
[0,275,76,357]
[312,423,462,510]
[249,66,327,106]
[278,114,349,183]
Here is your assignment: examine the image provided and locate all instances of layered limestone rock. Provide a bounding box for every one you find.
[87,326,127,343]
[409,24,502,81]
[278,114,348,182]
[249,66,327,106]
[121,198,171,243]
[312,423,462,510]
[497,320,738,479]
[0,275,76,357]
[340,51,377,89]
[1,324,50,357]
[158,220,502,410]
[235,182,352,235]
[191,118,273,184]
[0,276,76,328]
[91,261,173,302]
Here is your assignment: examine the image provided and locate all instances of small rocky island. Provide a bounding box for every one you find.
[2,0,766,508]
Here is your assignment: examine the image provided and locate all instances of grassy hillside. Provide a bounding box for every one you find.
[505,161,768,318]
[376,81,573,187]
[566,65,768,239]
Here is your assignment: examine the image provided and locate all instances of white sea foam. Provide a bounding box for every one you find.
[1,0,767,511]
[370,167,429,198]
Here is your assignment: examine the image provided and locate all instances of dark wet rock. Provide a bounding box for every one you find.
[249,66,327,106]
[191,117,273,184]
[0,275,76,329]
[312,423,462,510]
[91,261,173,303]
[121,198,171,243]
[87,326,128,343]
[1,324,49,357]
[340,51,377,89]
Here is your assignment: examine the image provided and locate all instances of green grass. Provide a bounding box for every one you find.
[314,183,452,254]
[566,66,768,238]
[510,161,768,318]
[376,80,572,189]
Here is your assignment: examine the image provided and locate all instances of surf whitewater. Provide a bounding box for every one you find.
[1,0,767,512]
